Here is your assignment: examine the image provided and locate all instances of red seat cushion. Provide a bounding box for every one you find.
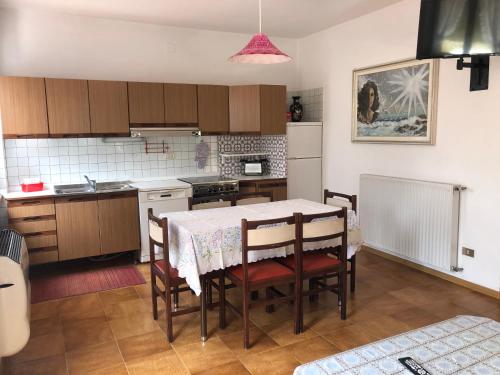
[227,260,294,285]
[153,260,180,280]
[283,253,341,273]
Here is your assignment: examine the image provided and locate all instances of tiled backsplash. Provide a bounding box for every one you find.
[218,135,287,177]
[287,87,323,122]
[4,136,218,190]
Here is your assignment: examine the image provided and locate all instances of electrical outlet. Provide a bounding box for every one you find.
[462,247,475,258]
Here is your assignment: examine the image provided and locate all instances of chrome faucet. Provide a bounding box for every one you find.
[84,175,96,191]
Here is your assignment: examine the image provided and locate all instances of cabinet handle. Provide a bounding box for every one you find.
[23,216,42,221]
[0,283,14,289]
[68,197,91,202]
[160,194,172,198]
[21,200,41,205]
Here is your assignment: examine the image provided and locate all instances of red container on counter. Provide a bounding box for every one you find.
[21,182,44,192]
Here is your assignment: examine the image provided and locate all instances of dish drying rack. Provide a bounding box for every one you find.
[145,140,170,154]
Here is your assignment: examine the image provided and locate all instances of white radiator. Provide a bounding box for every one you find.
[360,174,465,272]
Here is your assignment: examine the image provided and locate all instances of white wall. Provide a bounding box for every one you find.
[0,7,299,87]
[298,0,500,291]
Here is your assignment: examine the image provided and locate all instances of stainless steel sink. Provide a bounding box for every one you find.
[54,181,133,195]
[53,184,94,195]
[96,181,132,192]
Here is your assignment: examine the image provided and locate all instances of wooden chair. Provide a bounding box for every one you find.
[324,189,358,292]
[188,196,233,210]
[234,191,273,206]
[223,215,301,348]
[281,208,348,331]
[148,209,224,342]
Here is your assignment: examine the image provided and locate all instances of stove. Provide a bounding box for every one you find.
[178,176,239,198]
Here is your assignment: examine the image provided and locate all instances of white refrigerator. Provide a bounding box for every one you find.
[287,122,323,202]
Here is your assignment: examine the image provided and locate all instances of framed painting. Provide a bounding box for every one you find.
[352,59,439,144]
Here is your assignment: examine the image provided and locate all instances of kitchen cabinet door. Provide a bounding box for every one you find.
[257,180,288,201]
[89,80,129,135]
[46,78,91,135]
[260,85,286,135]
[0,76,49,137]
[128,82,164,124]
[229,85,260,133]
[97,192,140,255]
[56,196,101,260]
[198,85,229,134]
[164,83,198,124]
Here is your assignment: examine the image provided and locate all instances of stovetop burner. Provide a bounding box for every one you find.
[178,176,238,185]
[178,176,239,198]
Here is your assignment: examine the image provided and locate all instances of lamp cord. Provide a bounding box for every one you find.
[259,0,262,33]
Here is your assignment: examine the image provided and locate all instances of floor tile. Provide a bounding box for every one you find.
[261,320,317,346]
[62,316,114,351]
[7,332,65,364]
[219,326,279,356]
[284,336,340,364]
[174,337,236,374]
[66,341,123,375]
[30,300,61,321]
[117,330,172,362]
[30,316,63,338]
[4,354,67,375]
[98,286,139,306]
[195,360,251,375]
[58,294,105,322]
[126,351,188,375]
[103,298,152,320]
[321,324,379,351]
[108,312,161,340]
[239,346,301,375]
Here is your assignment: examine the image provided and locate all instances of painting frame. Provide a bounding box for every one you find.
[351,58,439,144]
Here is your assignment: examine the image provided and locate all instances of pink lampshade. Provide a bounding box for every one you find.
[229,33,292,64]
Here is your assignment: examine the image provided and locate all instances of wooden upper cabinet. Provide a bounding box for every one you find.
[0,77,49,137]
[89,80,129,135]
[229,85,286,134]
[46,78,91,135]
[197,85,229,134]
[260,85,286,135]
[97,192,140,255]
[229,85,261,133]
[128,82,164,124]
[164,83,198,124]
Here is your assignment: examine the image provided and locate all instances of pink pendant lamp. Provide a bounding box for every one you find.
[229,0,292,64]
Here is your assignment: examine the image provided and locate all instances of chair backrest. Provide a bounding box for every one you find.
[324,189,357,213]
[241,214,300,284]
[235,191,273,206]
[298,207,348,260]
[188,196,233,211]
[148,208,168,263]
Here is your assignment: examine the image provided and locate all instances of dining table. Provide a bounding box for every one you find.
[159,198,363,341]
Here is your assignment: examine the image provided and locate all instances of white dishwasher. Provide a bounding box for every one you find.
[131,180,192,263]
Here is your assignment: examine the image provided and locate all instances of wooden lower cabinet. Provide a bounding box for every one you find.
[238,178,287,202]
[55,196,101,261]
[97,192,140,255]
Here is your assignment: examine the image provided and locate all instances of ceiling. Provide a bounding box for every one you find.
[0,0,405,38]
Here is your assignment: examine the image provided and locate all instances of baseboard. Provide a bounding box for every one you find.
[363,246,500,300]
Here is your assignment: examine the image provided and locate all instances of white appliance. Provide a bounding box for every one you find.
[132,180,192,263]
[0,229,30,357]
[287,122,323,202]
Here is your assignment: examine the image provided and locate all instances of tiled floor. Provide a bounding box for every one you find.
[4,251,499,374]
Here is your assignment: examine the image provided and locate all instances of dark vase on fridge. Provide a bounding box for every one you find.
[290,96,303,122]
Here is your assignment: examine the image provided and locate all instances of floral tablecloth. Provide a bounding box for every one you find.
[160,198,362,295]
[294,315,500,375]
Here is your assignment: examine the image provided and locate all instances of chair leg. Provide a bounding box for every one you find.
[340,268,347,320]
[151,273,158,320]
[165,284,174,342]
[294,279,302,334]
[265,287,274,313]
[288,283,294,306]
[219,271,226,329]
[207,280,213,310]
[200,277,208,342]
[350,255,356,293]
[243,289,250,349]
[173,285,179,310]
[251,290,259,300]
[309,278,318,303]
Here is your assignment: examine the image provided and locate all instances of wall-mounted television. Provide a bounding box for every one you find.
[417,0,499,91]
[417,0,500,59]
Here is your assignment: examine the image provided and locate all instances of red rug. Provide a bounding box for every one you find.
[30,260,146,304]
